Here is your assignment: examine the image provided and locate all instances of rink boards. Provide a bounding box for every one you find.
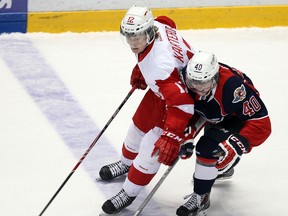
[1,3,288,33]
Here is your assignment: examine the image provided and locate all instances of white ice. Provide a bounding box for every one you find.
[0,27,287,216]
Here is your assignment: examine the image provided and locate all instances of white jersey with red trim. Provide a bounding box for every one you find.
[135,16,197,135]
[137,19,195,96]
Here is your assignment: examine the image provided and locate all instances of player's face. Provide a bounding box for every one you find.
[190,80,214,97]
[125,34,148,54]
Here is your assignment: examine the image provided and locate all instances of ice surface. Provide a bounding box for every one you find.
[0,27,287,216]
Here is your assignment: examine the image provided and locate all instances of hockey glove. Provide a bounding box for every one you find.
[179,141,194,159]
[179,125,195,159]
[130,64,147,90]
[151,131,182,166]
[213,134,250,174]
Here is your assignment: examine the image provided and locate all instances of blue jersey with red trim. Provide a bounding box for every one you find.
[181,63,271,148]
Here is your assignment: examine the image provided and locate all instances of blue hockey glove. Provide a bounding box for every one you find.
[179,140,194,159]
[179,124,195,159]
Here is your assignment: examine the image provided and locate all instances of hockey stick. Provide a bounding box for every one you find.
[133,114,206,215]
[134,157,180,216]
[39,85,137,216]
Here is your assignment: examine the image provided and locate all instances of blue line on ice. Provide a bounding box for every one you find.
[0,36,119,185]
[0,36,166,215]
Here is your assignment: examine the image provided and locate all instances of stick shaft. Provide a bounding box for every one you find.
[134,157,180,216]
[39,85,137,216]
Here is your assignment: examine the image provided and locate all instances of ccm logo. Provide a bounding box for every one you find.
[162,131,183,142]
[0,0,12,9]
[230,135,246,152]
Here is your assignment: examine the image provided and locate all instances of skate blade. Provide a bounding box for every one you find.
[215,175,233,181]
[99,211,108,216]
[188,209,208,216]
[95,174,127,183]
[94,176,112,182]
[95,176,103,182]
[199,210,208,216]
[99,210,120,215]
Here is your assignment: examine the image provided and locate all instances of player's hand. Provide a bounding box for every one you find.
[151,131,182,166]
[179,140,194,159]
[179,125,194,159]
[213,134,250,174]
[130,64,147,90]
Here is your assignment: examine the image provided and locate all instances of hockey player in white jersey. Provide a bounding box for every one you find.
[98,5,199,215]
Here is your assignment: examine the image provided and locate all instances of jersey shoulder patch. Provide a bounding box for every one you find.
[232,84,246,103]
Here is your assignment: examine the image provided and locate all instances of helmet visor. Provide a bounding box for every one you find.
[125,34,147,46]
[120,30,148,53]
[185,75,213,88]
[186,78,215,96]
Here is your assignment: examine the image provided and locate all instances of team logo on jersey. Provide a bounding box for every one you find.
[232,84,246,103]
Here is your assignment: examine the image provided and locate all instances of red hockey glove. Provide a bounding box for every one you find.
[213,134,250,174]
[130,64,147,90]
[151,131,182,166]
[179,125,195,159]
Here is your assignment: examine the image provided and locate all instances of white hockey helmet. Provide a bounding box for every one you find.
[120,5,155,43]
[185,51,219,88]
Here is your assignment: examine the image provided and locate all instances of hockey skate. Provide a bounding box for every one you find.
[176,192,210,216]
[98,160,130,181]
[101,189,136,215]
[216,168,234,180]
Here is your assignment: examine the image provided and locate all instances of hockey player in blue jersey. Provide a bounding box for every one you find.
[176,51,271,216]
